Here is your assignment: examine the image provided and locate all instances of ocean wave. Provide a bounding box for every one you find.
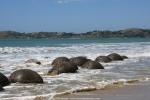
[30,77,150,100]
[0,42,150,57]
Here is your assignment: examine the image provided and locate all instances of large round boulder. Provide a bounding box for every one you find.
[9,69,43,83]
[51,57,70,66]
[0,72,10,87]
[70,56,88,66]
[48,61,78,75]
[107,53,123,61]
[81,60,104,69]
[95,56,112,63]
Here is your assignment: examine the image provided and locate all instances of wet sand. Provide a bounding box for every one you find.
[54,81,150,100]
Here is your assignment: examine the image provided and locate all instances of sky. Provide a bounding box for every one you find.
[0,0,150,32]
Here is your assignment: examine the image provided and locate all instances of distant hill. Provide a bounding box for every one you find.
[0,28,150,39]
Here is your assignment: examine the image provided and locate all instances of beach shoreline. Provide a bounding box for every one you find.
[53,80,150,100]
[1,39,150,100]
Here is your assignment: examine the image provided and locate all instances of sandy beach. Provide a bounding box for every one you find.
[54,81,150,100]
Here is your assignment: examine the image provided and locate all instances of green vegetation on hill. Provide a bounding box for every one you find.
[0,28,150,39]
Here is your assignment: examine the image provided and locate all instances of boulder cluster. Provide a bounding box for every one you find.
[48,53,128,75]
[95,53,128,63]
[0,53,128,91]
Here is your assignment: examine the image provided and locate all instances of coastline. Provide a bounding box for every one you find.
[1,28,150,39]
[53,80,150,100]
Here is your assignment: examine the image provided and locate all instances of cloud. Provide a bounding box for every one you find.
[57,0,81,4]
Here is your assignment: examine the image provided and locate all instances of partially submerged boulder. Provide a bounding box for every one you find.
[0,72,10,87]
[51,57,70,66]
[70,56,88,66]
[95,56,112,63]
[121,55,128,59]
[107,53,123,61]
[81,60,104,69]
[48,61,78,75]
[9,69,43,83]
[25,59,41,65]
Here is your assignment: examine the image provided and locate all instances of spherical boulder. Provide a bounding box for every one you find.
[0,72,10,87]
[25,59,41,65]
[9,69,43,83]
[107,53,123,61]
[48,61,78,75]
[95,56,112,63]
[70,56,88,66]
[81,60,104,69]
[51,57,70,66]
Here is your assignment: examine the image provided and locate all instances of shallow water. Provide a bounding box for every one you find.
[0,38,150,100]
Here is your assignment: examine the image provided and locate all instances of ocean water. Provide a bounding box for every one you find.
[0,38,150,100]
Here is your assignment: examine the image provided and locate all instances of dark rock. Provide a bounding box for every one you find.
[107,53,123,61]
[95,56,112,63]
[48,61,78,75]
[121,55,128,59]
[51,57,70,66]
[81,60,104,69]
[0,72,10,87]
[70,56,88,66]
[0,85,4,91]
[9,69,43,83]
[25,59,41,65]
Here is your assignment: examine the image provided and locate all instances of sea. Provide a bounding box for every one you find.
[0,37,150,100]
